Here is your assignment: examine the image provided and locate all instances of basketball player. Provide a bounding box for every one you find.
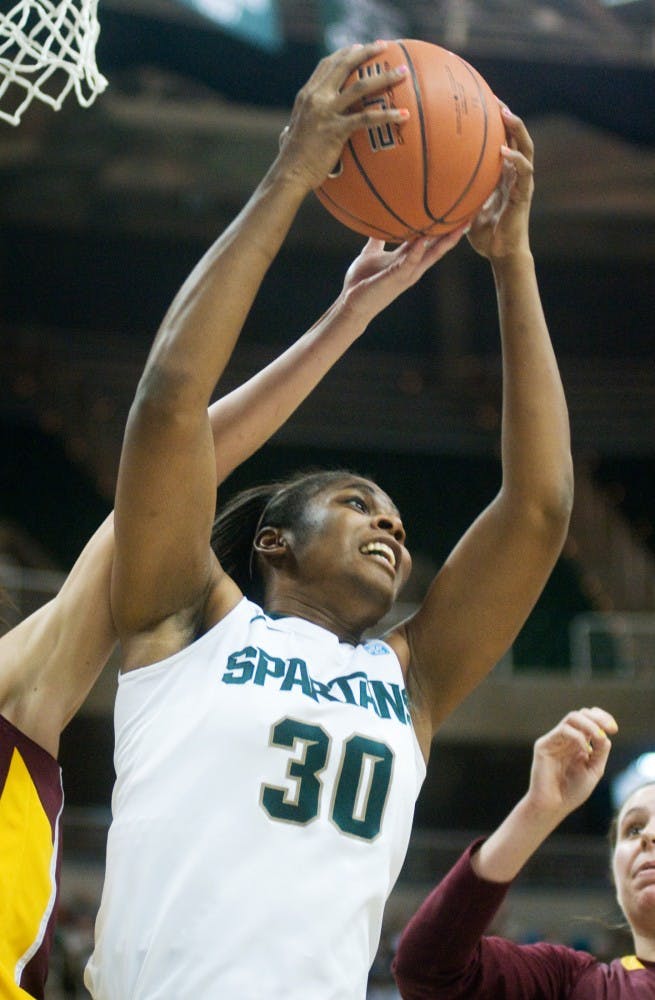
[0,258,462,1000]
[1,45,470,1000]
[392,708,655,998]
[84,41,573,1000]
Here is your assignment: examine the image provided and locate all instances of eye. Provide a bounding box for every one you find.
[345,495,368,513]
[626,823,644,837]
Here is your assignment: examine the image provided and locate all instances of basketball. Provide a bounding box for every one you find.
[315,39,506,243]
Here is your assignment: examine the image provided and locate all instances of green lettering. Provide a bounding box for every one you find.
[222,646,257,684]
[254,649,286,686]
[281,658,317,700]
[371,681,408,723]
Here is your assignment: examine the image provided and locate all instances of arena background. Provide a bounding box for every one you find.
[0,1,654,995]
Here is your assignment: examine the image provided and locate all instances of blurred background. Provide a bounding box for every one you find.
[0,0,654,995]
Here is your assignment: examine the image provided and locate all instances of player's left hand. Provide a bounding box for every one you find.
[467,106,534,261]
[340,226,467,321]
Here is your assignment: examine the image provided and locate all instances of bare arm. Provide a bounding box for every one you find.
[392,708,616,998]
[111,43,413,670]
[0,515,115,757]
[388,109,574,756]
[472,707,617,882]
[0,170,465,751]
[208,230,467,483]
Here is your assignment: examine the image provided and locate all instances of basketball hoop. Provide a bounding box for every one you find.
[0,0,108,126]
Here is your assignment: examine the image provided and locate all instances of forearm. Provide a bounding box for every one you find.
[0,515,117,755]
[493,252,572,511]
[144,162,309,413]
[141,41,408,417]
[209,294,366,482]
[476,707,617,883]
[206,226,470,483]
[471,794,567,883]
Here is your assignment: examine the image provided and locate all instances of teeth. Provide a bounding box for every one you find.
[360,542,396,568]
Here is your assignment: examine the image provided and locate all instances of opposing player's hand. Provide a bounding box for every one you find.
[339,226,468,321]
[276,41,410,193]
[467,106,534,261]
[526,707,618,821]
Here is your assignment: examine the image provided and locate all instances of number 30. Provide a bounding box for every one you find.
[260,717,394,842]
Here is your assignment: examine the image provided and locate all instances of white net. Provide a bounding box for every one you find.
[0,0,107,126]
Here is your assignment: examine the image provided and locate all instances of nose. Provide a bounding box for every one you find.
[373,512,406,544]
[641,824,655,845]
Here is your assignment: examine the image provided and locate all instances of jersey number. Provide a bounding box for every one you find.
[260,717,394,841]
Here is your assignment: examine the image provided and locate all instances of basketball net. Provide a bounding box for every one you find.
[0,0,107,126]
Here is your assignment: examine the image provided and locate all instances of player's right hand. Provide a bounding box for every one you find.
[277,41,410,193]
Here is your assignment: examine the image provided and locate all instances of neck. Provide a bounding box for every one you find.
[632,929,655,963]
[263,595,370,645]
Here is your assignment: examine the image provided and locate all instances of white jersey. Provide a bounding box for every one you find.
[85,597,426,1000]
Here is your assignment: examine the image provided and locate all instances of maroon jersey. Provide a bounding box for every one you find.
[392,840,655,999]
[0,713,64,999]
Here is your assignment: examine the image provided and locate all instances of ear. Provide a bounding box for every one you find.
[253,526,287,563]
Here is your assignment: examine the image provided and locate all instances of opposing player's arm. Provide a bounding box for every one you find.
[472,707,616,883]
[0,515,115,757]
[209,230,467,485]
[387,111,573,758]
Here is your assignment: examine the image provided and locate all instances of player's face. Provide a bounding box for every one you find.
[290,477,412,618]
[612,784,655,933]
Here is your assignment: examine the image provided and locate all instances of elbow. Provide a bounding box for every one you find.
[546,452,575,527]
[505,453,574,547]
[130,362,205,426]
[525,457,575,545]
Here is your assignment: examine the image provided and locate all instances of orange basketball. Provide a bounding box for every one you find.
[315,39,506,243]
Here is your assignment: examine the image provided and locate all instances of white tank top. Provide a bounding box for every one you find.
[85,598,426,1000]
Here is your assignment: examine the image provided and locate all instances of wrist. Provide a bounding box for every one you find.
[264,154,316,204]
[490,247,534,277]
[336,287,377,329]
[472,794,565,884]
[518,791,570,832]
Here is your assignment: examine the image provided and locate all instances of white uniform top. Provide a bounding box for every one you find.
[85,598,426,1000]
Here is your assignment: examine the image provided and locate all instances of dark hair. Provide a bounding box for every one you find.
[608,780,655,850]
[211,468,369,604]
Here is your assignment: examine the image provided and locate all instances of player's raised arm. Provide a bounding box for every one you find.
[472,707,617,882]
[0,198,464,755]
[388,109,574,757]
[392,708,618,999]
[110,43,412,670]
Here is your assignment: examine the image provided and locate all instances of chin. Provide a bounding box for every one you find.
[340,573,397,634]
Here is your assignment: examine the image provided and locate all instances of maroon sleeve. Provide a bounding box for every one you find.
[391,839,595,1000]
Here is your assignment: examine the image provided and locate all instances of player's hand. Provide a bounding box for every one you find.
[276,41,410,193]
[467,106,534,261]
[339,226,468,321]
[525,707,618,821]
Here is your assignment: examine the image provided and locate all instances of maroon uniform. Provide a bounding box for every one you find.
[392,841,655,999]
[0,713,64,999]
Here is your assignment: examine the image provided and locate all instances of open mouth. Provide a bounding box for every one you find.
[360,541,397,569]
